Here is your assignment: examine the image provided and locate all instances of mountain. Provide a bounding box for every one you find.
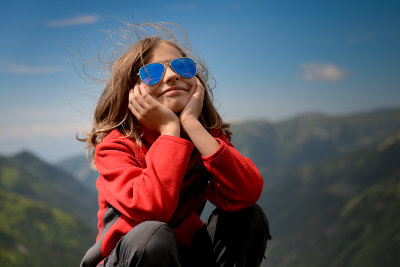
[0,151,98,266]
[0,189,95,267]
[58,108,400,190]
[259,131,400,267]
[232,108,400,169]
[57,154,98,193]
[54,107,400,266]
[0,151,98,225]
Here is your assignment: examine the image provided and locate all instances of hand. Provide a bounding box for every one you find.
[179,77,205,125]
[179,78,220,157]
[128,83,180,136]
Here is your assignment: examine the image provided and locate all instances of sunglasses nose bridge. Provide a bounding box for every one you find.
[162,63,180,82]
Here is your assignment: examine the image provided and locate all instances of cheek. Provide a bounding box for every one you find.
[187,78,196,92]
[144,83,159,97]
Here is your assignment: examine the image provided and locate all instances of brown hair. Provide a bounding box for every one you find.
[78,24,231,168]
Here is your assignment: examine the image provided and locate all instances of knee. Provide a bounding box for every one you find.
[124,221,176,249]
[207,205,271,266]
[142,221,177,256]
[210,204,270,238]
[114,221,180,266]
[239,205,269,240]
[241,205,270,235]
[138,221,179,265]
[123,221,170,243]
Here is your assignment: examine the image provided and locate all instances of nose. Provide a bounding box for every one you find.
[163,65,180,84]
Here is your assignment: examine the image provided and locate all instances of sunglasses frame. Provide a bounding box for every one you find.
[138,57,197,86]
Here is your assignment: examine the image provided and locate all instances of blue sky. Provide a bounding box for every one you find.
[0,0,399,162]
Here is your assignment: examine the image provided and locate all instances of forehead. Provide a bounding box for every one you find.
[148,43,183,64]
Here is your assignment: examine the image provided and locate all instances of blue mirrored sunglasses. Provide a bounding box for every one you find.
[138,57,197,86]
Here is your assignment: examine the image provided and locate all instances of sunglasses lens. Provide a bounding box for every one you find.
[171,58,197,78]
[139,63,165,85]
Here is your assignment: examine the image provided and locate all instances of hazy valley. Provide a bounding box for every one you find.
[1,107,399,266]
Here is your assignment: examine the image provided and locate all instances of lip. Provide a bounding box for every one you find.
[159,86,187,96]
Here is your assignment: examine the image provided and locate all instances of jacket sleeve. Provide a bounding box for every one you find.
[203,130,264,212]
[95,134,193,223]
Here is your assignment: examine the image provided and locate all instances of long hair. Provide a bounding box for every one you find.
[78,23,231,168]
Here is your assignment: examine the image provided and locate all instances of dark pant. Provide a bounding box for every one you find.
[102,204,270,267]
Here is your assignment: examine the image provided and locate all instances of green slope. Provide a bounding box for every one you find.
[232,108,400,169]
[260,132,400,267]
[51,108,400,266]
[0,151,98,226]
[0,152,99,266]
[333,173,400,267]
[0,189,95,267]
[56,154,98,193]
[59,108,400,198]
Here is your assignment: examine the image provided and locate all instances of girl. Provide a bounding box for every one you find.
[80,25,270,267]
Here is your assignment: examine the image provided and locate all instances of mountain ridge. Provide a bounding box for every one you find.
[0,189,96,266]
[57,108,400,192]
[231,107,400,169]
[0,151,98,226]
[0,151,98,266]
[1,107,399,266]
[259,130,400,267]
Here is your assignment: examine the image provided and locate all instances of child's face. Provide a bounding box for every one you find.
[143,43,196,114]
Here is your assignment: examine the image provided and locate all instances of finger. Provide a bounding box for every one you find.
[130,84,141,103]
[139,83,159,107]
[128,102,137,115]
[139,84,152,99]
[137,85,155,110]
[128,88,135,104]
[128,87,144,112]
[193,78,204,99]
[133,83,143,98]
[138,83,148,97]
[196,78,205,92]
[132,84,148,108]
[129,104,147,123]
[128,99,142,118]
[129,87,146,111]
[192,80,204,101]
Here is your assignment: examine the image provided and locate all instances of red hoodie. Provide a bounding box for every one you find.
[80,128,263,266]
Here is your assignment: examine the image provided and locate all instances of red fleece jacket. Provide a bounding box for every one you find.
[80,128,263,266]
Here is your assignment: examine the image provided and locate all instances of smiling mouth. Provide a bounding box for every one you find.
[160,86,187,96]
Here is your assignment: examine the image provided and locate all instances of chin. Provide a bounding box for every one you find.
[164,100,189,114]
[169,106,185,114]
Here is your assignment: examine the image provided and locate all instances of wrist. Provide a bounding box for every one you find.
[180,115,198,128]
[181,118,201,136]
[160,119,180,137]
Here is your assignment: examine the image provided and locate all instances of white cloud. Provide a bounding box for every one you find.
[46,14,100,27]
[5,64,65,75]
[300,62,348,82]
[348,31,375,44]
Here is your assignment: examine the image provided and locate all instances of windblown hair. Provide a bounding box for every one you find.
[78,23,231,168]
